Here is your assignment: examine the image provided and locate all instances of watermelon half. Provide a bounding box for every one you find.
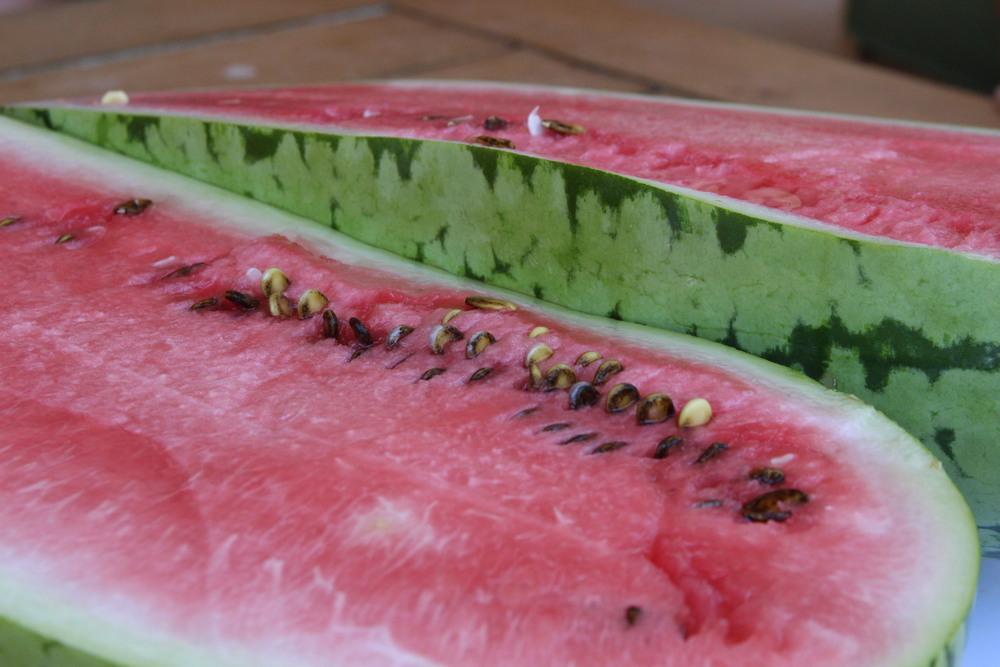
[0,109,979,664]
[7,81,999,555]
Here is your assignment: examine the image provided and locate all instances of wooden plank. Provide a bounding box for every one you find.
[396,0,1000,128]
[0,13,507,103]
[0,0,369,72]
[409,48,648,93]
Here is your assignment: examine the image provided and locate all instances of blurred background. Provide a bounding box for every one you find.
[0,0,997,127]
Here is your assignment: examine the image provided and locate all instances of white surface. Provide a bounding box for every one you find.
[965,557,1000,666]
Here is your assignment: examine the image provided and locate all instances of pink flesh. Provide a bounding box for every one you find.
[70,83,1000,259]
[0,156,930,666]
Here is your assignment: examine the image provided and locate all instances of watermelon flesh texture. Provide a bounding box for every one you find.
[14,82,1000,556]
[0,121,978,665]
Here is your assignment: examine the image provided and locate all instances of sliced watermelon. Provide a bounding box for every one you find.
[0,113,978,665]
[7,81,999,555]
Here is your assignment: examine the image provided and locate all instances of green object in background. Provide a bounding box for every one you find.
[848,0,1000,93]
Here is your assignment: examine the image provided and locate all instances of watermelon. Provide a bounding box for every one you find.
[7,82,999,555]
[0,107,979,664]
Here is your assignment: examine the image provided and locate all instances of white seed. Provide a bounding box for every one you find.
[261,267,290,297]
[297,289,329,319]
[575,351,602,366]
[100,90,129,105]
[524,343,553,368]
[528,326,549,338]
[770,453,796,466]
[442,308,463,324]
[677,398,713,428]
[268,293,292,318]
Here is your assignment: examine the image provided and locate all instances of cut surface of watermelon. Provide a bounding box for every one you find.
[0,117,977,666]
[11,81,999,554]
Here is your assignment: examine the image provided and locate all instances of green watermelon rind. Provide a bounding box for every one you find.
[0,116,978,667]
[5,90,999,554]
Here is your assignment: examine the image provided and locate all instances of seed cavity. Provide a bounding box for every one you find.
[605,383,639,413]
[113,198,152,216]
[544,364,576,390]
[465,295,517,311]
[471,135,515,149]
[483,115,509,131]
[512,406,541,419]
[224,290,259,310]
[625,606,642,627]
[568,382,600,410]
[349,317,374,347]
[575,351,602,367]
[161,262,206,280]
[430,324,464,354]
[466,331,496,358]
[524,343,553,367]
[55,233,75,244]
[468,367,493,382]
[636,393,675,425]
[542,118,585,135]
[0,216,21,227]
[297,289,329,319]
[528,326,549,338]
[190,297,219,311]
[695,442,729,464]
[678,398,713,428]
[261,267,290,298]
[419,367,446,382]
[741,489,809,523]
[749,467,785,485]
[591,441,629,455]
[694,499,724,509]
[386,352,414,369]
[593,359,624,385]
[558,432,598,445]
[322,310,340,340]
[442,308,463,324]
[348,347,369,362]
[540,422,572,432]
[653,435,684,459]
[268,293,293,318]
[386,325,414,349]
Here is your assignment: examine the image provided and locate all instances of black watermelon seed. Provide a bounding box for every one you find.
[590,441,629,455]
[653,435,684,459]
[695,442,729,464]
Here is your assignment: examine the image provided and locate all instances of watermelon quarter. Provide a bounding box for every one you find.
[7,81,998,555]
[0,110,979,664]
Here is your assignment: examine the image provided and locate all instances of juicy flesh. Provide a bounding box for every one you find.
[84,84,1000,259]
[0,159,940,666]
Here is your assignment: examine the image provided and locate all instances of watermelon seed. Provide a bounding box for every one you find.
[442,308,463,324]
[54,233,75,244]
[512,406,541,419]
[559,432,598,445]
[625,606,642,626]
[483,115,509,131]
[161,262,206,280]
[469,367,493,382]
[0,215,21,227]
[605,383,639,413]
[419,367,446,381]
[542,118,585,135]
[741,488,809,523]
[224,290,259,310]
[430,324,464,354]
[525,343,553,367]
[544,364,577,390]
[387,352,414,369]
[471,135,516,149]
[528,362,544,390]
[349,318,374,347]
[749,467,785,485]
[653,435,684,459]
[466,295,517,311]
[591,441,629,455]
[267,293,293,318]
[260,267,290,298]
[593,359,624,385]
[568,382,600,410]
[466,331,496,358]
[677,398,713,428]
[113,198,152,216]
[322,310,340,341]
[695,442,729,464]
[636,393,675,425]
[540,422,572,432]
[348,346,370,362]
[694,499,723,509]
[528,326,549,338]
[386,325,414,349]
[575,351,602,367]
[446,115,473,126]
[190,297,219,312]
[297,289,329,319]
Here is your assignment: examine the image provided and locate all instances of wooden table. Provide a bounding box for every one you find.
[1,0,998,128]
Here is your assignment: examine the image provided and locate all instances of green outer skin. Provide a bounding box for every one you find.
[7,106,1000,556]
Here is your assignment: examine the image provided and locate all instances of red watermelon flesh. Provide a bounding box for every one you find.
[68,81,1000,258]
[0,122,975,665]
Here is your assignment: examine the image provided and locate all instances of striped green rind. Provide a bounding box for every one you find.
[7,105,1000,555]
[0,617,117,667]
